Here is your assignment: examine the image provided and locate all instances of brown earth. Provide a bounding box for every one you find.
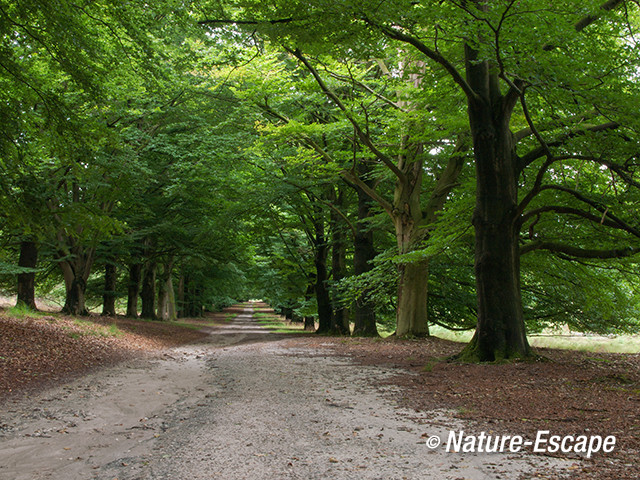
[0,309,215,397]
[1,304,638,479]
[289,335,640,480]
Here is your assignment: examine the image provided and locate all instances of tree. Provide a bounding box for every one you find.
[218,44,470,336]
[204,0,640,358]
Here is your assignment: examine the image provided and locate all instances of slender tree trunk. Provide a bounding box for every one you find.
[16,240,38,310]
[126,263,142,318]
[313,217,333,334]
[177,274,185,318]
[304,283,316,331]
[156,258,175,321]
[352,170,378,336]
[166,275,177,320]
[101,261,117,316]
[329,190,350,335]
[140,261,157,319]
[458,44,530,361]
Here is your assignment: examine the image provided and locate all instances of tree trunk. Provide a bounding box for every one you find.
[395,259,430,337]
[156,258,175,321]
[140,261,157,319]
[329,190,350,335]
[304,316,316,331]
[458,45,530,361]
[303,283,316,331]
[393,214,430,337]
[165,275,177,320]
[313,218,333,334]
[59,247,95,316]
[101,261,117,316]
[126,263,142,318]
[62,277,88,316]
[352,170,378,337]
[177,274,185,318]
[16,240,38,310]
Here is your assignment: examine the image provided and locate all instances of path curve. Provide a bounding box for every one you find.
[0,307,570,479]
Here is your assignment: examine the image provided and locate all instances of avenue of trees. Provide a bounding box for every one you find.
[1,0,639,361]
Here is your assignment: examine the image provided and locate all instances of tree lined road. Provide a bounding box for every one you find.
[0,308,570,479]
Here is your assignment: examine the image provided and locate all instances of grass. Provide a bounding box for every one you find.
[428,324,640,354]
[253,312,308,334]
[70,318,124,338]
[4,303,45,319]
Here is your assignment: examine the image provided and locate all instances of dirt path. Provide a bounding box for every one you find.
[0,308,572,479]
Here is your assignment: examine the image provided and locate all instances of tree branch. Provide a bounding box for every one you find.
[199,18,297,26]
[368,21,480,103]
[521,242,640,259]
[543,0,625,50]
[518,121,620,171]
[537,184,640,238]
[520,205,631,231]
[287,47,407,183]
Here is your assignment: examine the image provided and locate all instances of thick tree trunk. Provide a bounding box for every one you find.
[395,259,430,337]
[16,240,38,310]
[459,46,530,361]
[393,214,430,337]
[126,263,142,318]
[62,277,88,316]
[101,261,117,317]
[140,261,157,319]
[59,247,95,316]
[352,176,378,337]
[304,316,316,331]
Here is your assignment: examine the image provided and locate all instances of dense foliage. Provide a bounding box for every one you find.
[1,1,639,357]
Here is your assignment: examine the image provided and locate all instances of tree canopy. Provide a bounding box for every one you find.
[1,0,639,360]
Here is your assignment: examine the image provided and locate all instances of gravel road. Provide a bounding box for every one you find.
[0,308,573,479]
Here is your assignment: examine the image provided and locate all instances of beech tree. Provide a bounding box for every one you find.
[202,0,640,359]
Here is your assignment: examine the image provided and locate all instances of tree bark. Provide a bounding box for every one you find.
[177,273,185,318]
[140,261,157,319]
[59,246,95,316]
[126,263,142,318]
[312,215,333,334]
[393,212,429,337]
[303,283,316,331]
[156,258,176,321]
[329,189,350,335]
[16,240,38,310]
[458,44,530,361]
[101,261,117,316]
[395,259,430,337]
[352,170,378,337]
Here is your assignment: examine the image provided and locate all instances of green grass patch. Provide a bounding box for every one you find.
[69,318,123,338]
[4,304,44,319]
[429,324,640,354]
[254,314,307,334]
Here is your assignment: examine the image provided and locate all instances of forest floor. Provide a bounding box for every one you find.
[0,303,638,479]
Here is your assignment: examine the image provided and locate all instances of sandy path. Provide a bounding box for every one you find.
[0,308,572,479]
